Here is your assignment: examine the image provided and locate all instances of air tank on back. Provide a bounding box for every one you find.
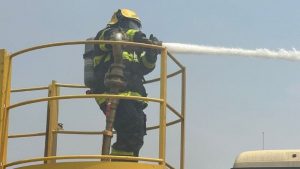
[83,38,97,88]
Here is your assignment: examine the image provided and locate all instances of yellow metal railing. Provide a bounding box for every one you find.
[0,40,186,169]
[4,155,164,168]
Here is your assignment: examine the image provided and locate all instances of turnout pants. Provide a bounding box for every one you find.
[100,100,147,156]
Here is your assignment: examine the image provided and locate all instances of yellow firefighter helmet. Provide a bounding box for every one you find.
[108,9,141,27]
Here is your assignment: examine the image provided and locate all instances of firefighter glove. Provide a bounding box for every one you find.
[145,34,160,63]
[145,51,157,63]
[146,50,158,63]
[149,34,159,44]
[133,31,146,42]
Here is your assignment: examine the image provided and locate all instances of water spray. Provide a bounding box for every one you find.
[163,43,300,61]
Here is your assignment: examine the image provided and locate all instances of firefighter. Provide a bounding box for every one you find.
[93,9,159,157]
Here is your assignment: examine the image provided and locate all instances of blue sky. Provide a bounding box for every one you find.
[1,1,300,169]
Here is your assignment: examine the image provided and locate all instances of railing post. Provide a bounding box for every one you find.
[0,49,11,169]
[180,67,186,169]
[159,48,167,165]
[44,80,60,163]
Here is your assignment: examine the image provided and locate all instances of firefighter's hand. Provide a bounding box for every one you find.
[133,31,146,42]
[146,47,158,63]
[145,34,160,63]
[149,34,159,44]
